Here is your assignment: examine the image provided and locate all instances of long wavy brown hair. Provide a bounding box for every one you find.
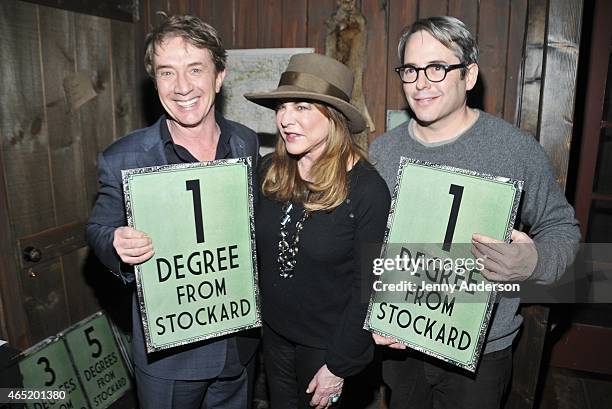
[261,102,368,211]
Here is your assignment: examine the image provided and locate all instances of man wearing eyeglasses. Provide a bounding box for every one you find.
[369,16,580,409]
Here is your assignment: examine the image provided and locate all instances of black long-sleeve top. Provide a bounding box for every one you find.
[256,160,391,377]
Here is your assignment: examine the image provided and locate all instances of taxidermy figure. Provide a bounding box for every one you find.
[326,0,375,146]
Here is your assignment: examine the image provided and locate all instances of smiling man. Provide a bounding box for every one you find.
[86,15,259,409]
[369,16,580,409]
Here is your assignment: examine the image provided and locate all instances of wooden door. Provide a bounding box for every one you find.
[0,1,141,349]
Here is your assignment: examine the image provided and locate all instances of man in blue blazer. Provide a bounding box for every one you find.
[86,15,259,409]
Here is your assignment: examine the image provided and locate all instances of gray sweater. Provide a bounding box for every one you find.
[369,110,580,353]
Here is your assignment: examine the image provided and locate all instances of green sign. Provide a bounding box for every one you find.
[365,158,522,371]
[63,313,131,409]
[122,158,260,352]
[18,337,89,409]
[109,322,133,376]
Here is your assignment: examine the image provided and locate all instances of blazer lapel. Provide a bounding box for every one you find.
[137,117,168,168]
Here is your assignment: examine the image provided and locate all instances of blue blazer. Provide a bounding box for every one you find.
[86,114,260,380]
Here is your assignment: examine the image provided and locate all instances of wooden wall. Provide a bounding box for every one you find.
[0,0,140,347]
[139,0,529,137]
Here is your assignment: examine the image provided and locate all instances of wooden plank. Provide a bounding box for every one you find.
[235,0,258,48]
[503,3,547,404]
[0,1,55,239]
[477,0,510,116]
[140,0,170,126]
[550,324,612,375]
[141,0,153,33]
[308,0,336,54]
[447,0,480,119]
[537,0,583,188]
[0,133,30,347]
[21,0,138,22]
[502,0,528,125]
[20,259,71,343]
[169,0,191,15]
[281,0,307,47]
[386,0,417,110]
[111,20,140,139]
[145,0,170,34]
[62,246,99,324]
[448,0,479,36]
[148,0,170,15]
[363,0,388,137]
[517,0,547,138]
[506,305,550,409]
[508,2,582,409]
[257,0,282,48]
[17,221,87,270]
[574,0,612,238]
[418,0,448,19]
[0,149,12,341]
[74,15,115,208]
[38,7,89,227]
[210,0,235,48]
[131,0,148,129]
[191,0,214,21]
[25,0,103,327]
[592,193,612,201]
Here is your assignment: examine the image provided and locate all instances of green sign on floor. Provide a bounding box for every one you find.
[366,158,522,371]
[123,158,260,353]
[18,337,89,409]
[63,313,131,408]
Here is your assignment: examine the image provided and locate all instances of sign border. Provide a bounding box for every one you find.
[364,157,523,372]
[16,334,90,409]
[121,157,261,353]
[61,311,132,409]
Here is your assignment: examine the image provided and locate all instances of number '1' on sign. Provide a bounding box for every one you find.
[365,157,523,372]
[123,159,261,352]
[186,179,205,243]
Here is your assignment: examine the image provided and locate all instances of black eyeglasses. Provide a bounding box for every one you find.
[394,63,466,83]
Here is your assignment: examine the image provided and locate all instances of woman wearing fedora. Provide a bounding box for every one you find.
[245,53,390,409]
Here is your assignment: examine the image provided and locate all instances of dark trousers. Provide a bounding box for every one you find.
[383,347,513,409]
[135,365,247,409]
[263,323,329,409]
[262,323,377,409]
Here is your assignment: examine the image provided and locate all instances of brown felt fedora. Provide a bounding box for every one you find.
[244,53,367,133]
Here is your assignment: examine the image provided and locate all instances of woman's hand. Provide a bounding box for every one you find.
[306,364,344,408]
[372,333,406,349]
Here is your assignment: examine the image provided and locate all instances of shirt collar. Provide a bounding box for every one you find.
[160,112,232,152]
[215,111,232,151]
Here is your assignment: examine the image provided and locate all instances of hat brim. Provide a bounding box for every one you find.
[244,88,367,133]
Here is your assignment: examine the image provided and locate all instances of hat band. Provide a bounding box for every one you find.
[279,71,350,102]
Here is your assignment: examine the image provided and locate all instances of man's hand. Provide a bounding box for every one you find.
[471,229,538,282]
[372,333,406,350]
[113,227,154,265]
[306,364,343,408]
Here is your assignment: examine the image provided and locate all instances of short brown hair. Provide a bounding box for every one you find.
[144,13,227,78]
[398,16,479,66]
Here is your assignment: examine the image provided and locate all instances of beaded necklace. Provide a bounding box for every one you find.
[277,202,310,278]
